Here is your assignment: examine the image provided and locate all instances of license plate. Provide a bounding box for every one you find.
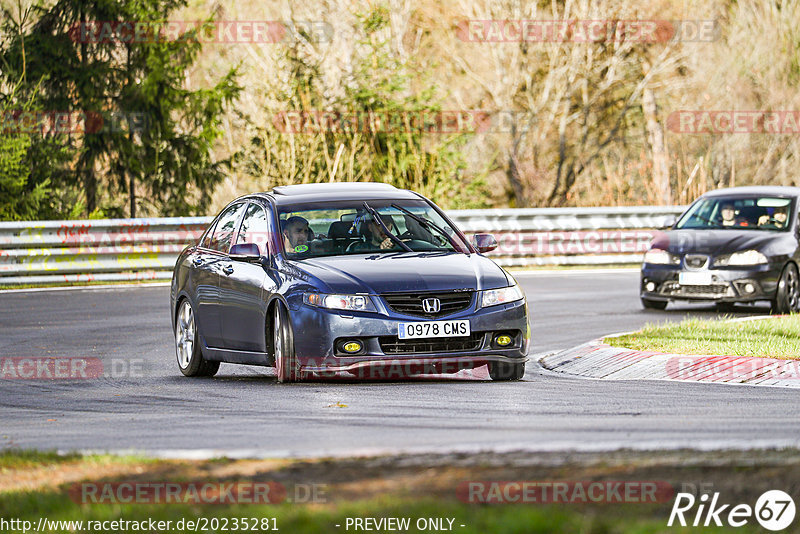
[398,320,470,339]
[679,272,713,285]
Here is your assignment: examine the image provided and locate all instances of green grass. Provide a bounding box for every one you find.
[0,487,754,534]
[607,315,800,359]
[0,451,772,534]
[0,450,82,469]
[0,450,152,469]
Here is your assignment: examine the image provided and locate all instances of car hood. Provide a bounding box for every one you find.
[654,229,790,256]
[287,252,510,294]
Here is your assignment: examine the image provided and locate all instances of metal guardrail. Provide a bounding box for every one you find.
[0,206,686,285]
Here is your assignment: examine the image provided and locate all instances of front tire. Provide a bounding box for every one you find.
[175,299,219,377]
[488,360,525,381]
[641,298,668,310]
[273,303,301,383]
[772,263,800,314]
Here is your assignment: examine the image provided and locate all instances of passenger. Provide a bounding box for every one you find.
[282,216,310,252]
[759,206,789,229]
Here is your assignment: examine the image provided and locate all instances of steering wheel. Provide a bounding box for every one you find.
[346,240,368,253]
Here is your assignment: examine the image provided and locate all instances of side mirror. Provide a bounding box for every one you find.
[472,233,498,253]
[659,217,677,230]
[229,243,262,262]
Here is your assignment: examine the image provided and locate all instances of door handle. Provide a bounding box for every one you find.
[223,265,234,275]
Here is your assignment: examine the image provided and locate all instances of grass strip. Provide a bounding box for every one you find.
[607,315,800,359]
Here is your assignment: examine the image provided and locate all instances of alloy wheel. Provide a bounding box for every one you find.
[274,306,284,377]
[176,300,195,369]
[786,266,799,312]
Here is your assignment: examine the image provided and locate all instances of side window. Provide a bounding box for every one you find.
[237,203,270,255]
[208,203,247,253]
[200,220,218,249]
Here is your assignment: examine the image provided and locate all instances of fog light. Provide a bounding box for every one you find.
[342,341,363,353]
[495,334,513,347]
[646,282,656,292]
[744,283,756,294]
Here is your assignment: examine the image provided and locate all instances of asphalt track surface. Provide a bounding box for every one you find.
[2,270,799,457]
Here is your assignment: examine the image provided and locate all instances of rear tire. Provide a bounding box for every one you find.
[175,299,220,377]
[772,263,800,314]
[488,360,525,381]
[274,303,301,383]
[641,298,668,310]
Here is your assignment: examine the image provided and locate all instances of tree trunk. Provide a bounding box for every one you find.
[506,120,527,207]
[85,168,96,214]
[79,7,96,213]
[129,172,136,218]
[642,87,671,205]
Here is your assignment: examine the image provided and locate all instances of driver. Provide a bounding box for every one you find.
[720,203,736,227]
[351,214,399,251]
[282,216,310,252]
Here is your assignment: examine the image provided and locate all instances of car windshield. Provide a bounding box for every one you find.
[675,196,794,231]
[277,199,470,259]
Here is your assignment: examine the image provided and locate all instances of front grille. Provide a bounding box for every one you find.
[379,332,485,355]
[382,291,473,318]
[661,282,732,297]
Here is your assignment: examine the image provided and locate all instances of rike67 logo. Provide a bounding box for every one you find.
[668,490,796,531]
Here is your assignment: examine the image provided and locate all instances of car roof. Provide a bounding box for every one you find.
[702,186,800,198]
[252,182,422,206]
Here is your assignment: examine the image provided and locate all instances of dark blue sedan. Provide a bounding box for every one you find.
[641,186,800,312]
[170,183,530,382]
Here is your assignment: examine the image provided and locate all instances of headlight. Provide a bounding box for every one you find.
[303,293,374,311]
[643,248,679,265]
[713,250,768,267]
[480,284,524,308]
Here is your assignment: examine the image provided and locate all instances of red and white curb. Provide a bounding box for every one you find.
[539,338,800,388]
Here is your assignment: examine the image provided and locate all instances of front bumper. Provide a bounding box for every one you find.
[288,297,529,374]
[640,263,782,302]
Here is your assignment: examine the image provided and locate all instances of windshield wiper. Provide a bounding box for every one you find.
[362,202,413,252]
[390,203,466,254]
